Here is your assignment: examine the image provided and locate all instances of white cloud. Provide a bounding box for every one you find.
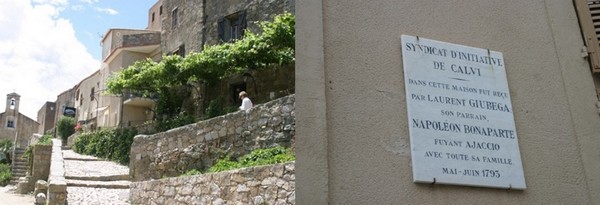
[71,5,85,11]
[32,0,68,6]
[80,0,99,4]
[96,7,119,15]
[0,0,99,120]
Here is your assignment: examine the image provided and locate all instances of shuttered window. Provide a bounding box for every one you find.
[574,0,600,73]
[218,10,247,42]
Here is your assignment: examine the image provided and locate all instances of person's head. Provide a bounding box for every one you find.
[239,91,248,99]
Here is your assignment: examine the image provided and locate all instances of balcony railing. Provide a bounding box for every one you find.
[102,29,161,60]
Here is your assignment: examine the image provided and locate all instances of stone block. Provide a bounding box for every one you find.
[34,180,48,196]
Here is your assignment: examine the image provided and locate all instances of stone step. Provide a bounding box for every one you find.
[10,174,26,179]
[63,157,100,161]
[11,169,27,174]
[12,163,27,167]
[66,175,130,182]
[66,179,131,189]
[12,162,27,166]
[12,170,27,174]
[10,176,25,184]
[10,176,25,182]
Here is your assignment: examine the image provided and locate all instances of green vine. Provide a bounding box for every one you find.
[105,13,295,124]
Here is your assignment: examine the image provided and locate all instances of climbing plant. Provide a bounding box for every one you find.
[106,13,295,127]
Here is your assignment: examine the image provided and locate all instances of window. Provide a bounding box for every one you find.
[574,0,600,73]
[160,5,163,15]
[218,10,247,42]
[80,94,83,105]
[90,87,95,101]
[172,8,178,29]
[152,12,155,22]
[171,44,186,57]
[6,116,14,128]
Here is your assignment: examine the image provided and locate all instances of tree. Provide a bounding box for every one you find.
[57,116,76,144]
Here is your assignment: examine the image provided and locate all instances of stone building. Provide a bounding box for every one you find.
[37,0,295,131]
[157,0,295,115]
[0,93,39,148]
[296,1,600,204]
[53,88,77,132]
[36,101,55,134]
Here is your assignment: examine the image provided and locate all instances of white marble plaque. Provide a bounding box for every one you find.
[401,35,526,189]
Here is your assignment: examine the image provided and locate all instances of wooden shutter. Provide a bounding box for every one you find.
[218,18,225,41]
[574,0,600,73]
[239,10,247,37]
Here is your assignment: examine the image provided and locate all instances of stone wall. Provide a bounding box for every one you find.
[47,139,66,205]
[160,0,295,54]
[130,95,295,181]
[130,162,295,205]
[15,144,52,194]
[32,144,51,184]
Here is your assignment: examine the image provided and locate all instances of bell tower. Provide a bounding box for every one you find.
[6,92,20,113]
[5,92,20,129]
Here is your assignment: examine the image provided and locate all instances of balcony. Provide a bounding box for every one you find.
[101,29,161,61]
[122,91,157,108]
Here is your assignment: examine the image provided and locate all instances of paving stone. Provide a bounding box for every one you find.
[67,187,130,205]
[63,149,132,204]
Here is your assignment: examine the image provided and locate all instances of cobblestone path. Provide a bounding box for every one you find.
[63,150,131,205]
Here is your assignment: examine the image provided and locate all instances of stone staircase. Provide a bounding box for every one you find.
[62,149,130,204]
[10,147,28,184]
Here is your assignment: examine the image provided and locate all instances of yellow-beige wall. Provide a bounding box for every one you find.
[296,0,600,204]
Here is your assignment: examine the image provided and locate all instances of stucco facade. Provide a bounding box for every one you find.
[296,1,600,204]
[146,0,163,31]
[0,93,39,148]
[74,71,100,129]
[99,29,161,128]
[36,101,55,134]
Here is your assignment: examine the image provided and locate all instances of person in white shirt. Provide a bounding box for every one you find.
[239,91,253,111]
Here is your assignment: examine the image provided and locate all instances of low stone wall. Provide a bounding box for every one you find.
[15,144,52,194]
[130,95,295,181]
[32,144,52,179]
[130,162,295,205]
[48,139,67,205]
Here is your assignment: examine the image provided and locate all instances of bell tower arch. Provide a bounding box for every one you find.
[5,92,20,129]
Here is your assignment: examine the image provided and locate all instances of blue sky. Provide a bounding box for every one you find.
[61,0,157,59]
[0,0,157,119]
